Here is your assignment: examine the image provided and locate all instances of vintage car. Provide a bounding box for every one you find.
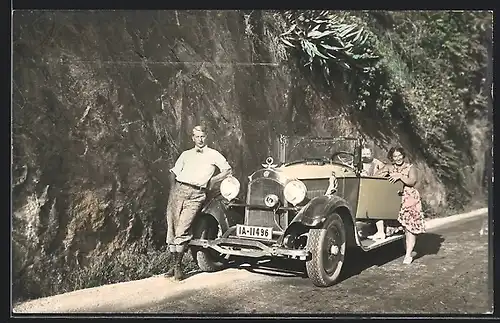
[188,135,405,287]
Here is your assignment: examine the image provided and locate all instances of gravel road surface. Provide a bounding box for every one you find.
[13,210,491,315]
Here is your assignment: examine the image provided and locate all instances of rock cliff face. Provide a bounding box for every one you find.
[12,10,489,300]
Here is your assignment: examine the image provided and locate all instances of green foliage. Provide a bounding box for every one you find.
[280,11,378,68]
[280,11,384,112]
[279,10,491,210]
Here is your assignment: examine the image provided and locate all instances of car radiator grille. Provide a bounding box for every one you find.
[245,178,288,231]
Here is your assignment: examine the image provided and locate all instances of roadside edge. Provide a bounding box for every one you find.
[425,207,488,231]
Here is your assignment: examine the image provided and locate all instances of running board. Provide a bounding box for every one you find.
[360,234,404,251]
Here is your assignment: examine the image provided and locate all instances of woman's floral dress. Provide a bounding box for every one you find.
[393,163,425,234]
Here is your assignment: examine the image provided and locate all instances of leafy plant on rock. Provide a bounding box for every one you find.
[279,10,386,113]
[278,10,491,211]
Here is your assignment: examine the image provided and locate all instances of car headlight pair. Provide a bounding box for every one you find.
[220,176,307,206]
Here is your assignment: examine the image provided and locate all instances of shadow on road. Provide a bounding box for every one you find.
[222,232,444,283]
[413,232,445,260]
[235,258,308,279]
[339,232,444,282]
[183,269,204,280]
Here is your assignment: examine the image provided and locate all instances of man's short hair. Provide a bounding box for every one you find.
[192,125,206,135]
[362,138,375,150]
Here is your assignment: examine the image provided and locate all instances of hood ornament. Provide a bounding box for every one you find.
[262,156,277,169]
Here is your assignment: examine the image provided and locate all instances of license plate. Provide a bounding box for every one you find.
[236,224,273,240]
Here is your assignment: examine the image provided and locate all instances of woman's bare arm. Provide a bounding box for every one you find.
[399,165,418,187]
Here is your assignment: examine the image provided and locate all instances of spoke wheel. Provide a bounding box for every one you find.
[305,213,346,287]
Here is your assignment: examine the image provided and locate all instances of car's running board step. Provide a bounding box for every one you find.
[360,234,404,251]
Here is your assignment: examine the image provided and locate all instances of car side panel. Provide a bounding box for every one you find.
[301,178,331,199]
[341,177,361,218]
[355,177,404,220]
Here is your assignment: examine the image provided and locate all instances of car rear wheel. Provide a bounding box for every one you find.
[191,215,228,272]
[305,213,346,287]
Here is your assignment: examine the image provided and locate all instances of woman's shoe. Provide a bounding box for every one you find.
[368,231,386,240]
[403,256,413,264]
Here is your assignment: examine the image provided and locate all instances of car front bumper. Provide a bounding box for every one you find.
[188,236,310,260]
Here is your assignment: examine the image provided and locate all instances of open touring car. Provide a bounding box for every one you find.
[188,135,405,287]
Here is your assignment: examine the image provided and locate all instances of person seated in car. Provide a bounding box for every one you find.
[360,147,385,176]
[360,146,386,240]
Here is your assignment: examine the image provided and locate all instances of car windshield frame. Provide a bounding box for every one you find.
[275,135,362,169]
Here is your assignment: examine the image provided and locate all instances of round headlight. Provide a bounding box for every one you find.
[284,179,307,206]
[220,175,240,201]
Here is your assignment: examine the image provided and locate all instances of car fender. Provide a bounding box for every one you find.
[198,194,244,234]
[287,195,352,228]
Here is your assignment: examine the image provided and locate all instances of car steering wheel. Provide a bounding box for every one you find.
[331,151,355,166]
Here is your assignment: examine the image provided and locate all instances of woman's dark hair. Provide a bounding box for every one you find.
[387,147,406,162]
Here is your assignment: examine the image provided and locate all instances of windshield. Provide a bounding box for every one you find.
[276,136,361,166]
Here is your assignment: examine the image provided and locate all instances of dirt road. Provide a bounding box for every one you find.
[14,211,491,315]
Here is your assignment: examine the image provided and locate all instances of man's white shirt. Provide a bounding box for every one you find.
[362,158,384,176]
[170,146,231,188]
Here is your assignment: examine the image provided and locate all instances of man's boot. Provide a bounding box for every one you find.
[164,252,177,277]
[174,250,185,281]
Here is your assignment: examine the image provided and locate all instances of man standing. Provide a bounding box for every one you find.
[164,125,232,280]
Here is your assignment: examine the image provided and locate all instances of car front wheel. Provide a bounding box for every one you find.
[191,215,228,272]
[305,212,346,287]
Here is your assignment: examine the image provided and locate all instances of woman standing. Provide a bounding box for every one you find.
[376,147,425,264]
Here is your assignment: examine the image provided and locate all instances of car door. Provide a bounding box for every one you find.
[354,176,404,220]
